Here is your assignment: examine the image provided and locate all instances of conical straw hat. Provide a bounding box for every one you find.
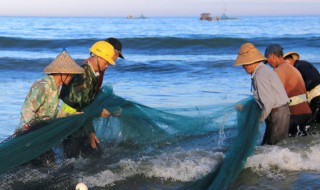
[44,50,84,74]
[234,43,267,66]
[284,51,300,61]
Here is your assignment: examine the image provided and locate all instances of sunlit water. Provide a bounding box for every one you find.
[0,16,320,189]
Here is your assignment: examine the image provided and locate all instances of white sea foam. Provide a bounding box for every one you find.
[245,143,320,178]
[82,148,224,188]
[144,149,223,181]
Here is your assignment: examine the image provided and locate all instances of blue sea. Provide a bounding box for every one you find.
[1,16,320,189]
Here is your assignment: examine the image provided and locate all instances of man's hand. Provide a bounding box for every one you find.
[101,108,111,118]
[90,132,100,149]
[235,104,244,112]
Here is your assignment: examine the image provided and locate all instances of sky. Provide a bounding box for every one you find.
[0,0,319,17]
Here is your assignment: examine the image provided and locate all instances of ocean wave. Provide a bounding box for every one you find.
[0,58,56,71]
[1,36,319,52]
[0,56,238,75]
[81,149,224,188]
[1,35,319,74]
[245,135,320,178]
[0,36,95,50]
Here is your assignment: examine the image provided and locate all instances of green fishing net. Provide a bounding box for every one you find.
[186,97,261,190]
[0,85,261,189]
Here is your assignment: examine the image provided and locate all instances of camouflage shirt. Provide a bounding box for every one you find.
[60,62,101,111]
[19,75,60,128]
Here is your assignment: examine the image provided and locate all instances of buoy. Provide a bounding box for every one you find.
[75,182,88,190]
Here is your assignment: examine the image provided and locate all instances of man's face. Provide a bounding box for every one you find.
[62,74,74,85]
[243,63,255,74]
[266,54,277,68]
[98,57,110,71]
[113,50,120,61]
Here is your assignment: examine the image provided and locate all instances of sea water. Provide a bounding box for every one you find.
[0,16,320,189]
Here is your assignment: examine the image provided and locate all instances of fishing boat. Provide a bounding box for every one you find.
[138,13,148,19]
[200,13,213,21]
[127,15,134,19]
[200,10,238,21]
[219,12,238,20]
[127,13,148,20]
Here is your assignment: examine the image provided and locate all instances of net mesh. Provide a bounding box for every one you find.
[185,98,261,190]
[0,85,261,189]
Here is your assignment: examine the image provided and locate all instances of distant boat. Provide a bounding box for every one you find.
[200,13,213,21]
[138,14,148,19]
[127,15,134,19]
[200,10,238,21]
[219,12,238,20]
[127,14,148,20]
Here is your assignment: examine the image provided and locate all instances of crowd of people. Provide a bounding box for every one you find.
[235,42,320,145]
[14,39,320,165]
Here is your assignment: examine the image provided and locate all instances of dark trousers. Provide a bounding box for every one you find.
[262,104,290,145]
[310,96,320,122]
[62,126,102,159]
[289,113,312,137]
[30,149,55,166]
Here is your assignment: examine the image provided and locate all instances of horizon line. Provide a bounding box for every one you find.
[0,14,320,18]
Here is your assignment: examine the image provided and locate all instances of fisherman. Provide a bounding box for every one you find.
[17,50,84,165]
[96,38,125,90]
[284,51,320,123]
[234,43,290,145]
[60,38,124,158]
[265,44,312,137]
[18,50,84,132]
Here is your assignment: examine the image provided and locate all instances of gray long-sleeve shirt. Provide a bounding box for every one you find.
[252,62,290,120]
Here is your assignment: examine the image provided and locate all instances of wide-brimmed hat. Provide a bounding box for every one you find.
[44,50,84,74]
[234,43,267,66]
[284,51,300,61]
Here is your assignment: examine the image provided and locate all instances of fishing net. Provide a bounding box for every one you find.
[0,85,261,189]
[185,98,261,190]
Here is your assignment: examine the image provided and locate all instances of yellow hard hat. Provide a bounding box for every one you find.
[89,41,115,65]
